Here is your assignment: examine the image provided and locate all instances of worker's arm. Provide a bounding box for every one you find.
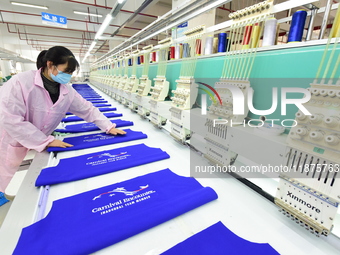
[68,91,126,135]
[0,78,54,152]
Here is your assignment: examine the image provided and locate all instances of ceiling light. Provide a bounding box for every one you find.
[11,2,48,9]
[94,14,113,39]
[74,11,102,18]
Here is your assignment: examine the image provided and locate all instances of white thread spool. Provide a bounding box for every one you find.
[262,18,277,46]
[320,89,328,97]
[204,36,214,55]
[175,45,180,59]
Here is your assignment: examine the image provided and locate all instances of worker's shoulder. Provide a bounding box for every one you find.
[14,70,36,80]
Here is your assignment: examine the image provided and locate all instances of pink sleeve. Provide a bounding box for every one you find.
[68,92,116,133]
[0,78,55,152]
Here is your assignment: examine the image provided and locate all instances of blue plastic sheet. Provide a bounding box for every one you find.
[36,143,170,186]
[62,112,122,123]
[55,119,133,133]
[14,169,218,255]
[161,221,279,255]
[47,129,147,152]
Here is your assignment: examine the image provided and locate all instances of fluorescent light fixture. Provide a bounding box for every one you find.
[74,11,102,17]
[95,14,113,39]
[89,41,97,52]
[11,2,48,9]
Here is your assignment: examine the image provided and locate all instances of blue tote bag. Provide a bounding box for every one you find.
[54,119,133,133]
[161,221,279,255]
[36,143,170,186]
[47,129,147,152]
[62,112,122,123]
[14,169,218,255]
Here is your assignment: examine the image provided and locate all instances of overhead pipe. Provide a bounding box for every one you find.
[62,0,158,18]
[97,0,207,60]
[0,10,142,31]
[96,0,155,53]
[3,21,137,40]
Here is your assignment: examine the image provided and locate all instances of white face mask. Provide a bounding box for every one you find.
[50,66,72,84]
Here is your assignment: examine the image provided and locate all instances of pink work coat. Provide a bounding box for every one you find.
[0,69,115,192]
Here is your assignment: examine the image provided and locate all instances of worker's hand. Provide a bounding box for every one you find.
[47,139,73,148]
[108,127,127,135]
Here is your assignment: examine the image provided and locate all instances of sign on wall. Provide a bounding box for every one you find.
[41,12,67,28]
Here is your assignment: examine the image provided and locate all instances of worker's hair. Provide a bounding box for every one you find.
[40,46,79,73]
[36,50,47,69]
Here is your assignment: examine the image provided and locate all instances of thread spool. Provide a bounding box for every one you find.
[195,39,202,56]
[170,46,175,60]
[251,23,260,48]
[204,36,213,55]
[137,56,141,65]
[128,58,132,66]
[288,10,307,43]
[179,44,183,58]
[155,51,159,62]
[242,25,253,49]
[182,43,190,58]
[175,45,180,59]
[213,37,218,53]
[140,55,144,64]
[152,51,156,62]
[263,18,277,46]
[331,6,340,38]
[218,33,227,52]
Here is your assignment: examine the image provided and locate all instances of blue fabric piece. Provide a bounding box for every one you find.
[83,95,101,98]
[62,112,122,123]
[54,119,133,133]
[93,103,111,107]
[36,143,170,186]
[14,169,218,255]
[90,100,108,104]
[0,192,9,206]
[65,107,117,115]
[161,222,279,255]
[47,129,147,152]
[85,97,103,101]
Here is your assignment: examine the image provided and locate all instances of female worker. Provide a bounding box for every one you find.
[0,46,126,194]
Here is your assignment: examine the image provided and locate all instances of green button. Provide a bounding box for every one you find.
[313,147,325,154]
